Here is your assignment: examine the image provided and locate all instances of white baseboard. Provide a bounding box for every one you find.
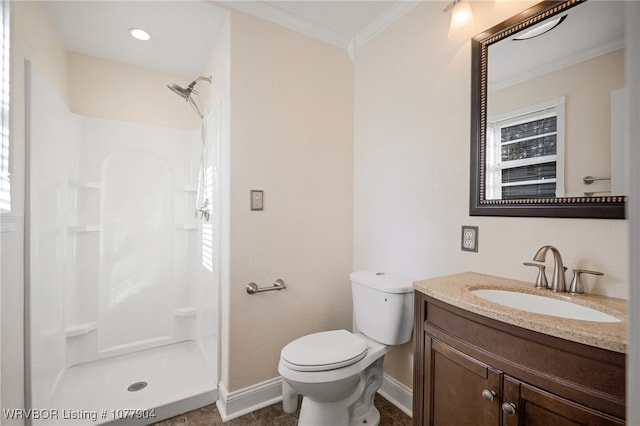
[216,374,412,421]
[216,377,283,421]
[378,374,413,417]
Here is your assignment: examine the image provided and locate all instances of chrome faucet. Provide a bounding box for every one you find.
[533,246,566,292]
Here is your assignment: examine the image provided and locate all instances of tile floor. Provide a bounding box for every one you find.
[153,393,412,425]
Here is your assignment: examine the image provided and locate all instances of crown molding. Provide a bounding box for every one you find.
[219,1,419,57]
[353,1,419,50]
[219,1,350,49]
[489,39,625,92]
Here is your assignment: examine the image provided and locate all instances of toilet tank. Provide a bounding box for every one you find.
[350,271,414,345]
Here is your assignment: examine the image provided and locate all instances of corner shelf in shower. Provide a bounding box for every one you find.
[68,225,100,233]
[174,307,198,317]
[65,321,98,338]
[69,180,102,189]
[175,224,198,230]
[175,185,197,192]
[68,180,101,232]
[174,185,198,230]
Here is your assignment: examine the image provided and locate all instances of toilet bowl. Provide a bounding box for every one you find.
[279,330,390,425]
[278,271,414,426]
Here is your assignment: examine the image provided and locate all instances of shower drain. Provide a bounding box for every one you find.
[127,381,148,392]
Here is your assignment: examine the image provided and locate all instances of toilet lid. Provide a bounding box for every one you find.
[281,330,368,372]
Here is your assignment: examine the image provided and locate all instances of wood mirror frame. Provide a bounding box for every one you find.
[469,0,626,219]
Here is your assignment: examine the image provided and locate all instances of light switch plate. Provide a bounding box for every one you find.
[251,190,264,211]
[461,225,478,252]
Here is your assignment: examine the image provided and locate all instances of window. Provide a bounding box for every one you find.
[201,164,214,272]
[0,0,9,212]
[486,98,565,200]
[201,109,219,273]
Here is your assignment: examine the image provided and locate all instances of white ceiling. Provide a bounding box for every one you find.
[45,1,228,77]
[44,1,416,78]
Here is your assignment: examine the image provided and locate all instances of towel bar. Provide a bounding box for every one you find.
[246,279,286,295]
[583,175,611,185]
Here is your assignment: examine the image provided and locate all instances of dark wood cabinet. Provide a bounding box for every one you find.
[413,292,625,426]
[502,375,623,426]
[428,338,500,426]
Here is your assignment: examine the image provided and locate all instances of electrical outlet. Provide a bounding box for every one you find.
[461,226,478,252]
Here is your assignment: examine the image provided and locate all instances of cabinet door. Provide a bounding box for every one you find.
[424,338,501,426]
[502,375,624,426]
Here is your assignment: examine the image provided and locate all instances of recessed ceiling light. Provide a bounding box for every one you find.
[514,15,567,41]
[129,28,151,41]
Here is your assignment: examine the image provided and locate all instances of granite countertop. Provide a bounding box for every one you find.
[414,272,627,353]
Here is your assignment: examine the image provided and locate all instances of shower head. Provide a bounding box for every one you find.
[167,83,192,101]
[167,76,211,99]
[167,76,212,118]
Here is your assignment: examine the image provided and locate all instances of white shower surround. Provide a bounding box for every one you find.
[27,63,219,424]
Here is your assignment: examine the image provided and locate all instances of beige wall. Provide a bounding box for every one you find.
[354,1,628,389]
[490,49,625,197]
[225,11,354,392]
[13,2,68,104]
[67,52,200,130]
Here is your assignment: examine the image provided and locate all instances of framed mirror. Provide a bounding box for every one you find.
[470,0,627,218]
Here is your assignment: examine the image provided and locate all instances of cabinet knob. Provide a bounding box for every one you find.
[481,389,496,402]
[501,402,517,416]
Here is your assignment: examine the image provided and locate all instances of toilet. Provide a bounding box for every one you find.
[278,271,414,426]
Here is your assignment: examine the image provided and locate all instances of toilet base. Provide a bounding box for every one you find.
[294,356,385,426]
[298,399,350,425]
[297,400,381,426]
[350,406,380,426]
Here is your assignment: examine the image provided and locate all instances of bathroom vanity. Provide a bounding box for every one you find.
[412,272,626,426]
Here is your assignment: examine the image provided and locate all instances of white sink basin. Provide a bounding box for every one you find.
[471,289,621,323]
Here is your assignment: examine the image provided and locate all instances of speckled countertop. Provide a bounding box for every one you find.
[414,272,627,353]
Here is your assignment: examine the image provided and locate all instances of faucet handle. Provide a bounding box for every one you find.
[568,269,604,295]
[523,262,548,289]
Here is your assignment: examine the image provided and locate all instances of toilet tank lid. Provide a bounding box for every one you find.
[349,271,415,294]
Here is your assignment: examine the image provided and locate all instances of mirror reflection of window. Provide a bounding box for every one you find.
[487,98,565,200]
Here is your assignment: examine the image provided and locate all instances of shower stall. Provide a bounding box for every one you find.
[25,62,220,424]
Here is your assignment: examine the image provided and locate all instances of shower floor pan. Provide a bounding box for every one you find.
[38,341,218,426]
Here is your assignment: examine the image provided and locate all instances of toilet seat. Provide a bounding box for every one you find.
[280,330,368,372]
